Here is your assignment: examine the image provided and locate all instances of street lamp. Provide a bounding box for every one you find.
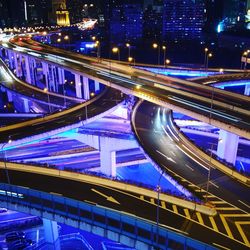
[128,56,135,66]
[204,47,208,69]
[205,138,222,202]
[153,43,160,65]
[156,170,164,246]
[1,138,12,185]
[43,87,51,113]
[94,41,101,59]
[162,46,166,67]
[206,53,212,72]
[165,59,170,67]
[112,47,120,61]
[126,43,131,58]
[243,50,250,70]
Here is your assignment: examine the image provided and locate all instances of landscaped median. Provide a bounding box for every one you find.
[0,162,217,217]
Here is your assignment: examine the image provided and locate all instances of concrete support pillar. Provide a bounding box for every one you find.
[43,219,60,249]
[100,137,116,176]
[217,129,239,165]
[244,84,250,96]
[42,62,49,89]
[83,76,90,100]
[94,80,100,92]
[50,65,57,92]
[24,56,31,83]
[7,50,14,69]
[13,53,21,77]
[75,73,82,98]
[7,91,13,102]
[22,98,30,113]
[57,68,65,85]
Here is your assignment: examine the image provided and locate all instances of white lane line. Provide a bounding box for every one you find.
[238,200,250,209]
[212,243,230,250]
[209,181,219,189]
[156,150,176,163]
[185,164,194,171]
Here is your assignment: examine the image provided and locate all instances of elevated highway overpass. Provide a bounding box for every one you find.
[0,36,249,139]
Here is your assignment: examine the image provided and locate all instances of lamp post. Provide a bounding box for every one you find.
[243,50,250,70]
[165,59,170,67]
[205,138,222,202]
[1,138,12,185]
[204,47,208,69]
[128,57,135,66]
[206,53,212,72]
[95,41,101,59]
[64,35,69,49]
[43,87,51,113]
[162,46,166,67]
[126,43,131,58]
[156,170,164,245]
[153,43,160,65]
[112,47,120,61]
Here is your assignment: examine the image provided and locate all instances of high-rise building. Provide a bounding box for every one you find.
[104,0,143,43]
[143,0,163,40]
[52,0,70,26]
[0,0,26,27]
[162,0,205,40]
[204,0,224,32]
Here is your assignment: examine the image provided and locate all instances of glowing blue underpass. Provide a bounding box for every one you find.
[139,66,218,78]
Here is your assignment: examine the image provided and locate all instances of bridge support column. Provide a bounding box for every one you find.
[100,137,116,176]
[7,50,14,70]
[42,62,49,89]
[7,91,13,102]
[50,65,58,92]
[75,73,82,98]
[217,130,239,165]
[43,219,60,249]
[13,53,21,77]
[244,84,250,96]
[94,80,100,92]
[58,68,65,95]
[83,76,90,100]
[24,56,32,83]
[22,98,30,113]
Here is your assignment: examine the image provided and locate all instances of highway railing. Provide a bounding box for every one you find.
[0,183,216,250]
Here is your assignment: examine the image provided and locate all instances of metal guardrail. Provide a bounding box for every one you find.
[0,183,216,250]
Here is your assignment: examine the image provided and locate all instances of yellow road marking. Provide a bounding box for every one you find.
[196,212,204,225]
[216,207,238,211]
[222,214,250,218]
[161,201,166,209]
[203,194,214,198]
[172,204,178,214]
[220,214,234,239]
[209,216,219,232]
[184,209,191,219]
[211,201,226,204]
[235,222,250,246]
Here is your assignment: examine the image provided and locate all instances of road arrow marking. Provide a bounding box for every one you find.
[91,188,120,204]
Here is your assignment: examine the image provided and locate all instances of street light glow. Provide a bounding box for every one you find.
[153,43,158,49]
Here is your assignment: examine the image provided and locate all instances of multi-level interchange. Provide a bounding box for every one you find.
[0,34,249,249]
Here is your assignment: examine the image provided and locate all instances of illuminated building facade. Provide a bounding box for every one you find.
[162,0,205,40]
[52,0,70,26]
